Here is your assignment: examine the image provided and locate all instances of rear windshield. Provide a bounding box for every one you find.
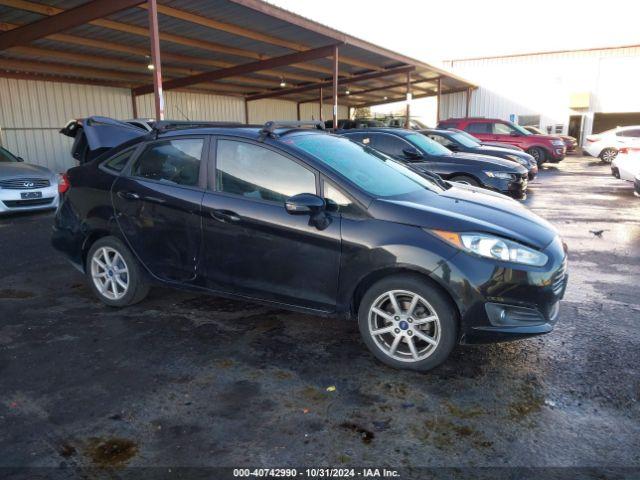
[286,134,444,198]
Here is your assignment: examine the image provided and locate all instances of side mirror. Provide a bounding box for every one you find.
[16,156,24,162]
[285,193,326,215]
[402,147,423,160]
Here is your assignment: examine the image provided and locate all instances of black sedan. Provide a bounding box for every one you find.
[53,118,567,371]
[421,128,538,179]
[339,128,529,199]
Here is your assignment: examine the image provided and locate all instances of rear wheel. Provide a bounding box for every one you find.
[86,236,149,307]
[599,148,617,163]
[449,175,480,187]
[358,275,458,371]
[527,147,547,165]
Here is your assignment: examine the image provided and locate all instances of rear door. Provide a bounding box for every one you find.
[200,137,341,311]
[112,136,208,283]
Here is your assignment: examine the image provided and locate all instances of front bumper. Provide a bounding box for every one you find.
[484,174,528,199]
[528,164,538,180]
[611,166,620,179]
[549,146,567,161]
[0,185,59,214]
[434,235,568,344]
[634,177,640,197]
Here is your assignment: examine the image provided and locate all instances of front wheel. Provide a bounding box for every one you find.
[599,148,617,163]
[358,275,458,371]
[86,236,149,307]
[527,147,547,165]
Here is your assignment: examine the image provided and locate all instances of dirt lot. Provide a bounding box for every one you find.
[1,156,639,477]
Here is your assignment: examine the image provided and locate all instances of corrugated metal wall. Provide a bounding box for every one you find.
[0,78,132,172]
[1,79,352,172]
[135,91,245,123]
[440,46,640,141]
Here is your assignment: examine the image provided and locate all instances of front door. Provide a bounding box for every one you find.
[112,136,208,283]
[200,137,341,312]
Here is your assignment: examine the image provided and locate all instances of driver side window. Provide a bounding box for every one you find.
[132,139,203,186]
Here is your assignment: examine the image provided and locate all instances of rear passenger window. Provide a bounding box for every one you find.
[216,140,316,203]
[132,139,203,186]
[102,148,135,173]
[466,123,491,134]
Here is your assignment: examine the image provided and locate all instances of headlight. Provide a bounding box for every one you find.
[484,171,515,180]
[551,140,565,146]
[431,231,549,266]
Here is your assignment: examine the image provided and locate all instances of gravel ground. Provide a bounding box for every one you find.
[0,155,638,478]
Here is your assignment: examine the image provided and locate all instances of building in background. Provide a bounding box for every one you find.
[439,44,640,146]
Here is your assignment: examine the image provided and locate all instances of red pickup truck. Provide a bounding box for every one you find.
[437,118,566,165]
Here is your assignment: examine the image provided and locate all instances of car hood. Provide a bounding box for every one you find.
[369,184,557,249]
[0,162,54,179]
[481,141,523,151]
[475,146,535,165]
[443,152,527,172]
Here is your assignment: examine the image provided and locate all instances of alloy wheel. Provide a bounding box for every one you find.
[90,246,130,300]
[601,149,617,163]
[368,290,441,363]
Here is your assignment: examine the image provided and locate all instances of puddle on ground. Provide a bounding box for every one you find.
[84,437,138,468]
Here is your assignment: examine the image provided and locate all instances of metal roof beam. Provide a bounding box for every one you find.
[246,65,415,101]
[0,0,345,78]
[133,44,340,96]
[0,0,145,50]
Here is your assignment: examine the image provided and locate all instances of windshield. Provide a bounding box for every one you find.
[405,133,451,156]
[448,132,480,148]
[287,134,444,198]
[0,147,18,162]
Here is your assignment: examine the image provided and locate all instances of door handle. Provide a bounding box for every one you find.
[117,191,140,200]
[210,209,240,223]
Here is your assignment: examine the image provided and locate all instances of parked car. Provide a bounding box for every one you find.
[584,126,640,163]
[52,117,567,371]
[339,128,529,198]
[437,118,567,165]
[0,146,59,214]
[446,128,526,151]
[611,147,640,183]
[523,126,577,153]
[324,119,385,129]
[421,128,538,179]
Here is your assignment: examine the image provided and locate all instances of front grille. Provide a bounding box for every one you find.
[0,177,51,189]
[552,260,568,295]
[3,198,54,208]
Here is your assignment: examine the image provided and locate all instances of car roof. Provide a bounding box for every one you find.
[419,128,455,135]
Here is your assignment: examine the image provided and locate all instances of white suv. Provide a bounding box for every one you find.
[584,126,640,163]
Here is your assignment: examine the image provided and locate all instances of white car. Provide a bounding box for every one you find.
[584,125,640,163]
[611,147,640,182]
[0,146,59,214]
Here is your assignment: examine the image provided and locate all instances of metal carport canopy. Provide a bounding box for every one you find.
[0,0,475,124]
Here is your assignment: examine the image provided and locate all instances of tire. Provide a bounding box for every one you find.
[599,148,617,163]
[526,147,547,165]
[448,175,480,187]
[86,236,149,307]
[357,274,458,371]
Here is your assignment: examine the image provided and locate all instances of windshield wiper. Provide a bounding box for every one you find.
[409,166,450,190]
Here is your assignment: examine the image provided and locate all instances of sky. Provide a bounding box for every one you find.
[269,0,640,64]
